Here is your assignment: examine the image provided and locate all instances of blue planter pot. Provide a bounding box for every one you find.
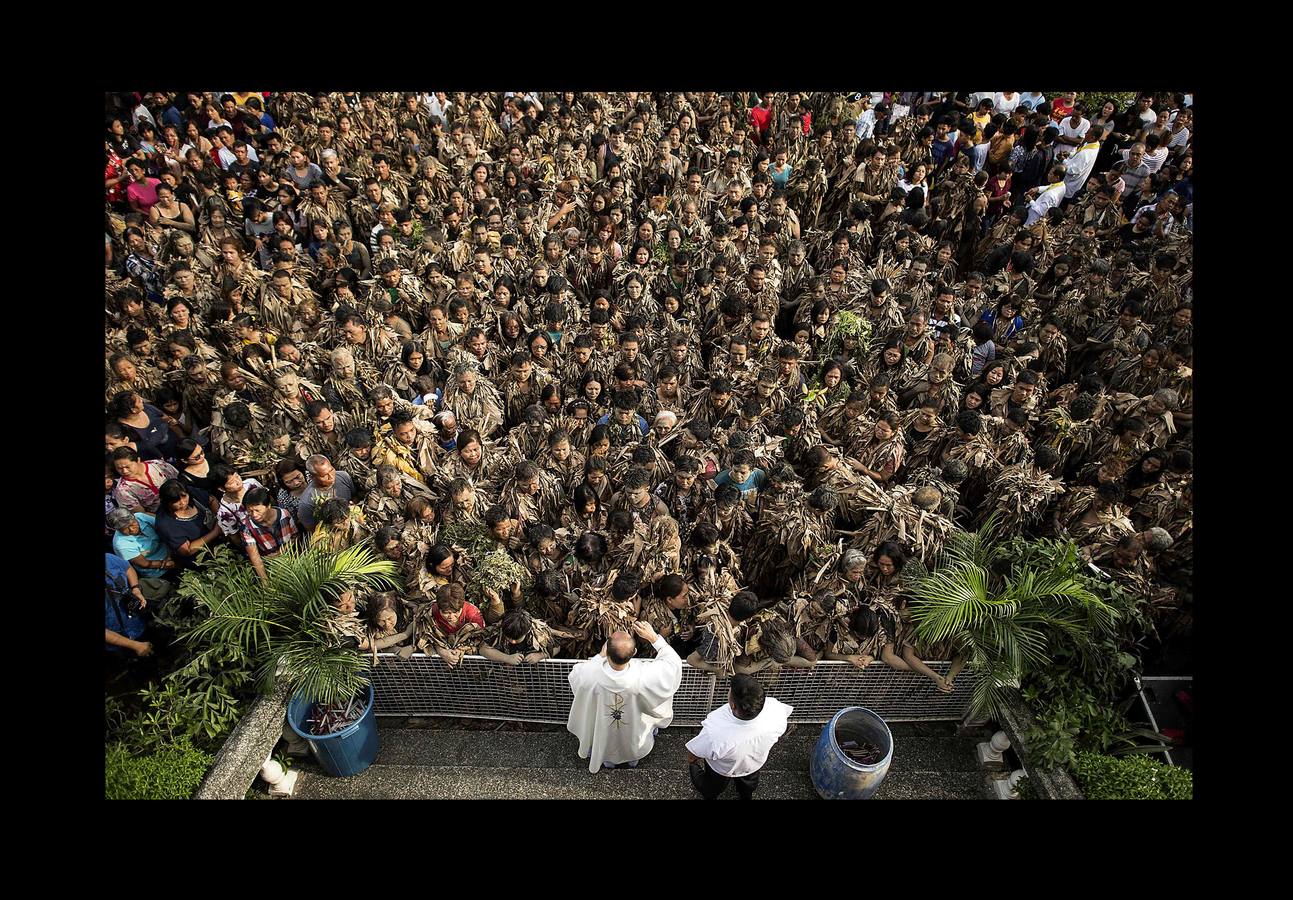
[287,684,380,777]
[809,707,894,800]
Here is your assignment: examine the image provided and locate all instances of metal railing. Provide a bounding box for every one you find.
[371,654,974,724]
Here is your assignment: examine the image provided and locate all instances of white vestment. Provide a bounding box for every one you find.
[1063,142,1102,198]
[566,636,682,773]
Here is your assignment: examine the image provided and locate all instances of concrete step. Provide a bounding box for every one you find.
[291,761,985,800]
[362,726,982,774]
[289,723,987,800]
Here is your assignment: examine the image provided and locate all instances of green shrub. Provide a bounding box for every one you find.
[105,738,214,800]
[1071,751,1192,800]
[1040,91,1140,113]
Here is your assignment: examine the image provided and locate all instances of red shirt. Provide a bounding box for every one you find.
[105,153,126,203]
[432,601,485,634]
[1051,98,1075,123]
[750,105,772,135]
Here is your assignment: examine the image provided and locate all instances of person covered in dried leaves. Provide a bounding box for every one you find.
[105,90,1190,737]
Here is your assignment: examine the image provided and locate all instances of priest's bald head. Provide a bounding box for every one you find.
[607,630,637,668]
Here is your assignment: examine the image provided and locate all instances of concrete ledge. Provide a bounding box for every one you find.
[194,681,291,800]
[996,695,1084,800]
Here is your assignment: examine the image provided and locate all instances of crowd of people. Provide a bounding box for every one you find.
[104,91,1193,688]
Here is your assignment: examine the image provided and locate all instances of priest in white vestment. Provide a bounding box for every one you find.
[567,620,683,773]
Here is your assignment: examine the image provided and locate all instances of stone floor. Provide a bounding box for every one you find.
[290,720,992,800]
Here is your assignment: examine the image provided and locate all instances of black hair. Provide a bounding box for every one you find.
[223,402,252,429]
[730,591,762,621]
[158,478,190,512]
[1097,482,1126,504]
[242,486,272,508]
[484,505,512,529]
[574,531,608,565]
[425,544,456,572]
[500,609,532,642]
[956,410,983,434]
[344,428,374,450]
[610,570,641,602]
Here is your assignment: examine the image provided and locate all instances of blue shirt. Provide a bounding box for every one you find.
[596,413,649,435]
[714,468,766,496]
[113,513,168,572]
[978,309,1025,341]
[105,553,146,649]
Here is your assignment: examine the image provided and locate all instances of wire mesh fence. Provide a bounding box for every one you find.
[371,654,973,724]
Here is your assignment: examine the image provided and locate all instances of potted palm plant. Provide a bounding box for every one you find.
[904,514,1116,722]
[182,542,398,777]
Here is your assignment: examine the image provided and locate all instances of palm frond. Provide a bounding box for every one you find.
[275,640,372,706]
[177,539,398,706]
[908,563,995,645]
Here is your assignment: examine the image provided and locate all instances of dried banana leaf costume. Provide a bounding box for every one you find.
[787,593,852,656]
[442,372,504,439]
[850,486,957,567]
[482,615,557,658]
[566,582,639,658]
[983,461,1066,532]
[692,594,743,675]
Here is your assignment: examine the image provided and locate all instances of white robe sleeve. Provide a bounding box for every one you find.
[638,637,683,706]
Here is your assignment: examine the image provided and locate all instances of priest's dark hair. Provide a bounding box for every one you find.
[729,674,766,720]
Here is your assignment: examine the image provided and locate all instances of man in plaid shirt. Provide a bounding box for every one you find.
[239,486,302,581]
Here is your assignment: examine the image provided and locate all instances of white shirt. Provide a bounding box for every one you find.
[994,92,1021,116]
[425,95,451,121]
[854,109,877,141]
[218,478,264,536]
[1025,181,1068,226]
[685,697,793,777]
[1058,117,1090,142]
[1019,92,1046,110]
[132,104,157,129]
[217,143,260,170]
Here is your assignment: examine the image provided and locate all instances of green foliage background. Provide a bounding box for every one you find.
[1072,751,1193,800]
[105,738,215,801]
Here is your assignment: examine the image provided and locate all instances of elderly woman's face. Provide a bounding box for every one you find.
[376,608,398,633]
